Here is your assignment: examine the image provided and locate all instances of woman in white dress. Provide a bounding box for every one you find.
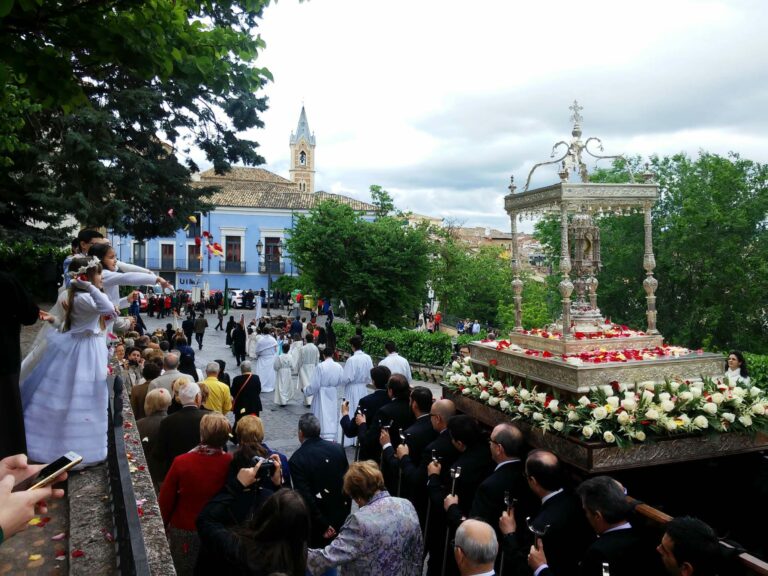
[246,323,261,358]
[253,329,278,393]
[21,257,117,466]
[724,350,750,386]
[273,343,296,406]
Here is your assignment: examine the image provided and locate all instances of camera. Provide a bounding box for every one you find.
[251,456,277,479]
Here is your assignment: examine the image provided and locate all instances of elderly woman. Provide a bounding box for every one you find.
[137,388,172,489]
[725,350,750,386]
[159,413,232,575]
[307,460,423,576]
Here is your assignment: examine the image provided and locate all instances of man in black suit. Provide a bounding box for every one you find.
[528,475,657,576]
[500,449,593,575]
[288,413,351,548]
[156,381,206,481]
[657,516,720,576]
[339,365,390,459]
[357,373,414,465]
[428,415,493,576]
[230,361,262,426]
[379,385,437,496]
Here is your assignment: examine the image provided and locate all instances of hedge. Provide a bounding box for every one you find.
[745,353,768,388]
[333,323,488,367]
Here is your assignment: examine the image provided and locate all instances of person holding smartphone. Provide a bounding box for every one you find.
[0,453,67,545]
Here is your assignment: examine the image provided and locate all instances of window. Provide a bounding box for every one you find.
[265,237,281,274]
[133,242,146,267]
[161,244,175,270]
[188,244,201,271]
[299,150,306,166]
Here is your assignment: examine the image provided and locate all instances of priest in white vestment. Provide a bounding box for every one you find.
[378,341,412,383]
[304,348,344,441]
[253,330,278,393]
[340,336,373,447]
[297,333,320,407]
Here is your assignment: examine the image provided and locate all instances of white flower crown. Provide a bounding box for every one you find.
[67,256,102,278]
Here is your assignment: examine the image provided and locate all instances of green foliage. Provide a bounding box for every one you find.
[333,323,452,366]
[496,277,553,331]
[287,200,431,328]
[0,0,274,242]
[271,274,310,294]
[745,353,768,389]
[535,152,768,353]
[0,240,69,301]
[369,184,395,219]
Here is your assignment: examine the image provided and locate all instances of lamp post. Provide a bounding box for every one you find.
[256,239,283,318]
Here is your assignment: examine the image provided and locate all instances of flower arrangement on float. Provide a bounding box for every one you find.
[445,356,768,447]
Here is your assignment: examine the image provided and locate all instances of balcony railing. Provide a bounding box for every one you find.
[131,258,202,271]
[259,260,284,274]
[178,259,202,271]
[220,261,247,273]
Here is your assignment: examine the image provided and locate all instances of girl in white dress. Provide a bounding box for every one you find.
[724,350,750,387]
[273,343,296,406]
[21,257,117,465]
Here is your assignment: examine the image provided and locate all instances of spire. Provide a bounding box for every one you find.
[290,105,315,146]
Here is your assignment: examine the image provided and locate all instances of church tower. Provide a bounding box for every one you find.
[289,106,316,193]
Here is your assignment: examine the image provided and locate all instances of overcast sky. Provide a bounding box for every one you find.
[189,0,768,232]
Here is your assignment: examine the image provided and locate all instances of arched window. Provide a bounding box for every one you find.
[299,151,306,166]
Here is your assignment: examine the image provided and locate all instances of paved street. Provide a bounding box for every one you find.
[141,307,443,459]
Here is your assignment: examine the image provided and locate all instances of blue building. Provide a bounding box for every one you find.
[109,107,375,292]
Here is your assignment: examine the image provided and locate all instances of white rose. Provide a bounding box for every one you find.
[461,387,471,395]
[722,412,736,423]
[518,405,527,414]
[582,425,594,439]
[603,431,616,443]
[702,402,718,415]
[621,398,638,411]
[678,414,691,427]
[500,400,510,411]
[553,421,564,432]
[479,390,490,401]
[659,392,671,402]
[458,375,468,386]
[670,381,681,392]
[600,385,614,397]
[519,389,531,401]
[690,387,702,399]
[665,419,678,431]
[617,412,630,426]
[750,387,762,398]
[463,357,472,364]
[645,409,659,420]
[634,430,647,442]
[451,361,461,370]
[567,410,580,422]
[469,374,478,385]
[493,381,504,392]
[607,396,620,409]
[506,386,517,396]
[711,392,724,405]
[532,412,544,421]
[693,415,709,429]
[477,372,486,379]
[752,403,766,416]
[641,381,656,391]
[642,390,655,402]
[592,406,608,420]
[548,399,560,413]
[463,367,472,376]
[488,396,500,407]
[536,392,547,404]
[678,391,693,402]
[661,400,675,413]
[624,391,636,400]
[732,386,747,398]
[739,415,753,427]
[566,357,583,366]
[578,396,590,407]
[731,396,743,406]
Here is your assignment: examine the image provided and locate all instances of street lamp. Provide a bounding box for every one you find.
[256,239,283,317]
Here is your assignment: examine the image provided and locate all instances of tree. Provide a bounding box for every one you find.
[369,184,395,219]
[286,200,431,328]
[534,153,768,352]
[0,0,274,242]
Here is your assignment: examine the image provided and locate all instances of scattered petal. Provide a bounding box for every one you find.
[71,549,86,558]
[51,532,67,541]
[29,554,42,561]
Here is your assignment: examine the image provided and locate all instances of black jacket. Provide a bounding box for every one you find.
[288,437,350,547]
[359,396,414,464]
[156,405,206,480]
[381,414,437,498]
[231,373,262,422]
[339,389,389,446]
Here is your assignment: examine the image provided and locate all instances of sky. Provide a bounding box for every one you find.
[188,0,768,233]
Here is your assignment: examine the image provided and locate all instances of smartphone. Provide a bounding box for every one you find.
[14,452,82,492]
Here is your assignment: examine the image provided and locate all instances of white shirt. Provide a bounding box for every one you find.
[342,349,374,386]
[305,358,344,397]
[379,352,412,383]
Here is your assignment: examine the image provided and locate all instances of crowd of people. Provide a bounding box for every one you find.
[0,227,753,575]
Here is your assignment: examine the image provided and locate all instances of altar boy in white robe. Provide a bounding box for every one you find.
[297,333,320,408]
[304,347,344,442]
[274,342,296,406]
[340,335,373,447]
[253,328,278,393]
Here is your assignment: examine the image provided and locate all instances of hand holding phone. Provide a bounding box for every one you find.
[0,476,55,539]
[14,452,81,492]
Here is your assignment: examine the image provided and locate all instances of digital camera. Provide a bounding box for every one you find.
[251,455,276,479]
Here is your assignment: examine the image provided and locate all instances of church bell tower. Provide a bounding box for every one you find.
[289,106,316,193]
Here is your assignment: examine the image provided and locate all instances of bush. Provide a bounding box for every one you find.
[745,353,768,388]
[333,323,488,367]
